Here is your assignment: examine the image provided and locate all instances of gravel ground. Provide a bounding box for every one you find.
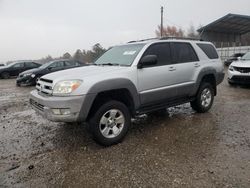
[0,75,250,187]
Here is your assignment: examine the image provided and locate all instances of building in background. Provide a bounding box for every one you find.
[197,14,250,60]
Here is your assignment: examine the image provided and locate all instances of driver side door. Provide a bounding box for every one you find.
[137,42,177,105]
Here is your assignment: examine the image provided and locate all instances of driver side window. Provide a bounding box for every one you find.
[141,43,172,67]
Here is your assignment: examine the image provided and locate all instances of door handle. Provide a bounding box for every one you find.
[194,63,200,67]
[169,66,176,71]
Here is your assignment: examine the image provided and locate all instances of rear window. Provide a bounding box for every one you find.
[197,43,219,59]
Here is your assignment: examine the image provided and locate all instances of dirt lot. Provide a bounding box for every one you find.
[0,75,250,187]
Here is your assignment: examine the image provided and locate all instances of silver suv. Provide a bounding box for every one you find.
[30,38,224,146]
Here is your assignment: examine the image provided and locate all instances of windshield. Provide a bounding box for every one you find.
[241,52,250,60]
[94,44,145,66]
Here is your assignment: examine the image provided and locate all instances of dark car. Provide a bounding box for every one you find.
[16,59,85,86]
[0,63,5,67]
[0,61,41,79]
[224,53,245,66]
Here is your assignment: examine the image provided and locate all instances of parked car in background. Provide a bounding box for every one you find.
[16,59,85,86]
[0,61,41,79]
[0,63,5,67]
[228,52,250,85]
[224,53,245,66]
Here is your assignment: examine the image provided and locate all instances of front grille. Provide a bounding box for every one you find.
[30,99,44,112]
[231,76,250,83]
[40,78,53,84]
[234,67,250,73]
[36,78,53,95]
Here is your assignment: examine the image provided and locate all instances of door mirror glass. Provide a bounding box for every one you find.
[138,55,157,69]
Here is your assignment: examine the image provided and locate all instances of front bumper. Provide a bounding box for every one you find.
[228,70,250,84]
[29,90,86,122]
[16,75,36,86]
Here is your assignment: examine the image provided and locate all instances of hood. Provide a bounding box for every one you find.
[20,68,40,75]
[231,60,250,68]
[0,66,7,70]
[41,65,127,82]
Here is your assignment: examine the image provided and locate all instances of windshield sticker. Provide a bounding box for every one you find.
[123,51,137,55]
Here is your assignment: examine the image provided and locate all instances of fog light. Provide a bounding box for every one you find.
[60,109,71,115]
[52,108,71,115]
[52,109,61,115]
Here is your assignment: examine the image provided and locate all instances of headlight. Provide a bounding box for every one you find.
[53,80,82,95]
[229,66,235,71]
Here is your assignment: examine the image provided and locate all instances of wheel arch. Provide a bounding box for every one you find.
[83,78,140,121]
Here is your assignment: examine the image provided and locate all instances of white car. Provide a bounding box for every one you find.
[228,52,250,85]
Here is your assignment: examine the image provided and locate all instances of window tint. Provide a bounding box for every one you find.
[13,63,24,68]
[64,61,80,67]
[142,43,171,66]
[197,43,219,59]
[26,62,38,68]
[49,61,64,68]
[171,42,199,63]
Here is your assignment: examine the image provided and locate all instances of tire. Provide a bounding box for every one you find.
[89,100,131,146]
[228,81,236,86]
[1,72,10,79]
[191,82,214,113]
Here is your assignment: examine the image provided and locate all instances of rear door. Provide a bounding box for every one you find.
[169,42,199,97]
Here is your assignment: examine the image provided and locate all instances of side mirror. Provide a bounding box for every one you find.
[48,67,53,71]
[137,55,157,69]
[237,57,241,61]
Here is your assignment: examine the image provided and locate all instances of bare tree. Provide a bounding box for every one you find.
[155,25,184,37]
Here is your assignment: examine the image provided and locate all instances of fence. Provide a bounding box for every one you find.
[216,45,250,61]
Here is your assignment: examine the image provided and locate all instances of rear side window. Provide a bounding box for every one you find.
[142,43,171,66]
[197,43,219,59]
[171,42,199,64]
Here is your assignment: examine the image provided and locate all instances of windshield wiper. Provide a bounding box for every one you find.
[100,63,120,66]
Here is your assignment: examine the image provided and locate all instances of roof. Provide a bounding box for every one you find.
[198,14,250,35]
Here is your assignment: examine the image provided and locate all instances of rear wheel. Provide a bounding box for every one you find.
[89,100,131,146]
[191,82,214,113]
[1,72,10,79]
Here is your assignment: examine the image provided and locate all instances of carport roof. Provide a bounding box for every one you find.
[198,14,250,35]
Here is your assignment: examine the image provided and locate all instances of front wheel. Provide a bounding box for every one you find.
[191,82,214,113]
[89,100,131,146]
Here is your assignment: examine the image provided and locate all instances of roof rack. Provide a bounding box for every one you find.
[127,38,158,43]
[160,36,203,41]
[127,36,204,44]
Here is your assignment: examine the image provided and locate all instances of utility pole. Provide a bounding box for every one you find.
[161,6,164,37]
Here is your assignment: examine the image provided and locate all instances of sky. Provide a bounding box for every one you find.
[0,0,250,62]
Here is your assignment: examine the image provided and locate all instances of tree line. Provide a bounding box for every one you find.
[38,43,107,64]
[155,24,200,38]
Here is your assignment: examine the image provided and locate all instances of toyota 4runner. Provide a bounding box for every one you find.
[30,38,224,146]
